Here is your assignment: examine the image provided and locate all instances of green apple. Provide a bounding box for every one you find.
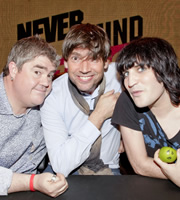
[159,147,177,163]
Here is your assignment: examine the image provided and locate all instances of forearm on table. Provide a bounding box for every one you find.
[49,146,90,177]
[8,173,31,193]
[131,157,167,179]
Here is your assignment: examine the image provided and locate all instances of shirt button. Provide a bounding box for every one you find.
[31,144,35,152]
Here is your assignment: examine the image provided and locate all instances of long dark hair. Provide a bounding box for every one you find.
[116,37,180,106]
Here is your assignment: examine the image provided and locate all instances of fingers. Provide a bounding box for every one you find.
[49,173,67,187]
[51,181,68,198]
[154,149,163,166]
[89,90,120,128]
[49,174,57,182]
[54,173,68,196]
[177,149,180,159]
[59,181,68,195]
[103,90,120,98]
[35,173,68,198]
[101,91,120,105]
[153,149,171,170]
[114,92,120,98]
[154,149,160,160]
[56,173,67,185]
[103,89,115,96]
[175,149,180,164]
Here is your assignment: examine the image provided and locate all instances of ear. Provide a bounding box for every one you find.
[104,60,110,70]
[64,61,68,69]
[9,62,18,79]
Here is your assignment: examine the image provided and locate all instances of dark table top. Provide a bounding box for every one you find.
[2,175,180,200]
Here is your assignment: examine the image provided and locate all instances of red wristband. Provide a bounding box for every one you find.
[30,174,36,192]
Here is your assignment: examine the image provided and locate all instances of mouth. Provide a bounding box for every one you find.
[130,90,143,97]
[77,75,93,82]
[34,88,47,94]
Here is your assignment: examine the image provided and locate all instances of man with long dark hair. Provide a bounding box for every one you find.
[112,37,180,185]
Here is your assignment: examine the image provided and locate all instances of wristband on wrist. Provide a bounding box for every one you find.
[30,174,36,192]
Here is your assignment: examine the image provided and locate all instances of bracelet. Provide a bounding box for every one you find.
[30,174,36,192]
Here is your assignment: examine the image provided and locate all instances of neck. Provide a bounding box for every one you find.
[149,90,177,118]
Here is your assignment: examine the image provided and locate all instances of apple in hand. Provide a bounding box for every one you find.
[159,147,177,163]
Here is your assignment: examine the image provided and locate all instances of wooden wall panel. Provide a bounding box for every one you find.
[0,0,179,72]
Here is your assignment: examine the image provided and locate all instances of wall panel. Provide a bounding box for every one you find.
[0,0,179,72]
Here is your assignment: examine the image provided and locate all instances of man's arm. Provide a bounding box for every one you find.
[8,172,68,197]
[120,125,167,179]
[89,90,120,130]
[41,96,102,177]
[154,149,180,187]
[41,89,120,177]
[0,166,67,197]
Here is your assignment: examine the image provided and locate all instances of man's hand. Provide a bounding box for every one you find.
[34,173,68,197]
[154,149,180,187]
[89,90,120,129]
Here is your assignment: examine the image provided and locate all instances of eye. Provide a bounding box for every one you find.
[34,71,41,76]
[72,56,78,60]
[70,55,80,62]
[47,73,55,80]
[123,71,129,78]
[137,65,147,72]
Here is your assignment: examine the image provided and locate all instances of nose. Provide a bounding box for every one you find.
[79,60,91,74]
[126,72,137,88]
[40,75,50,88]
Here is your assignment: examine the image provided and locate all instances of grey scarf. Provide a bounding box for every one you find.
[68,77,113,175]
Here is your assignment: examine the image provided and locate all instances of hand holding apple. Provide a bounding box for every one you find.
[154,148,180,187]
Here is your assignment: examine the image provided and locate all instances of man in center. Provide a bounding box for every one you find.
[41,23,121,177]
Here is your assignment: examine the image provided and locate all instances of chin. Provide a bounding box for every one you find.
[77,86,93,94]
[135,103,148,108]
[32,98,45,107]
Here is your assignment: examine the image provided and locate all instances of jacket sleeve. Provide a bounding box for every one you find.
[0,167,13,195]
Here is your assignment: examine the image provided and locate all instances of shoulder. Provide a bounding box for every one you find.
[104,62,121,92]
[52,73,68,89]
[112,91,150,131]
[113,91,132,117]
[104,62,117,78]
[41,73,70,108]
[50,73,70,98]
[0,74,12,114]
[118,91,131,106]
[116,91,149,117]
[112,91,140,129]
